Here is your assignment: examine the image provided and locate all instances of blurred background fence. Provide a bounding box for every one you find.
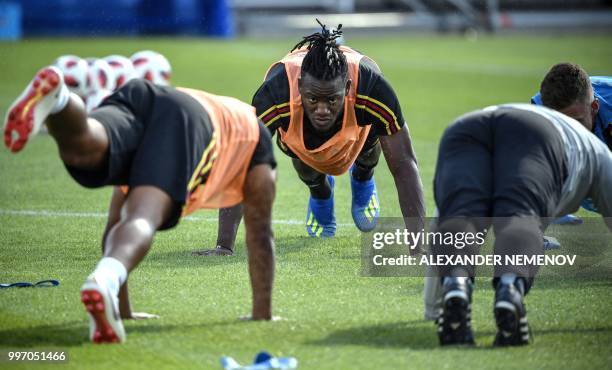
[1,0,611,40]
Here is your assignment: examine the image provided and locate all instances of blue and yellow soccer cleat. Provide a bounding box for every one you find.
[350,166,380,232]
[305,176,336,237]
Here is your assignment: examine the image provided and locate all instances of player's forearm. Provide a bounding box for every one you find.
[393,161,426,231]
[395,167,425,255]
[242,164,276,320]
[246,230,275,320]
[216,204,243,250]
[380,126,425,229]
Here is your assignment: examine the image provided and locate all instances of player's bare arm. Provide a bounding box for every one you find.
[242,164,277,320]
[379,125,426,236]
[192,204,243,256]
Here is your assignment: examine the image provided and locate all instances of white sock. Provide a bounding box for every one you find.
[49,83,71,114]
[89,257,128,297]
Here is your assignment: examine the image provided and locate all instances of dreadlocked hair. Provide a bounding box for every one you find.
[291,19,348,81]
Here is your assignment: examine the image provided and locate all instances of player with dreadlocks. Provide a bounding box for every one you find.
[196,19,424,255]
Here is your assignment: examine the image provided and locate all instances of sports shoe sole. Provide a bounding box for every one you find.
[438,290,475,345]
[80,281,125,343]
[494,301,529,346]
[4,67,62,152]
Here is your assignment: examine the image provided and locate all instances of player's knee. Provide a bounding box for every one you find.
[356,144,381,168]
[118,217,156,240]
[295,165,324,185]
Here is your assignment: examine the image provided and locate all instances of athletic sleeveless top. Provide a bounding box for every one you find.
[178,88,260,214]
[270,46,371,175]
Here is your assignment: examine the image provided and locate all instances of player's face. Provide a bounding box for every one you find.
[560,98,599,132]
[299,73,350,132]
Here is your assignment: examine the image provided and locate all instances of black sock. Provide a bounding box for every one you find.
[351,165,374,182]
[309,179,332,199]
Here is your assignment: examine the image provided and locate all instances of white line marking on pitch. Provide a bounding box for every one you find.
[0,209,354,226]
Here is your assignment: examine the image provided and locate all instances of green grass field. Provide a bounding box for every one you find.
[1,35,611,369]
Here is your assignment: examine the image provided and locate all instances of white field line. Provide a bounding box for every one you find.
[0,208,354,227]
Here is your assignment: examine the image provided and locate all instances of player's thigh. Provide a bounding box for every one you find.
[291,157,325,184]
[121,185,176,230]
[355,140,381,169]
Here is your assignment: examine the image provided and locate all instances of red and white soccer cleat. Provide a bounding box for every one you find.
[3,66,64,153]
[80,278,126,344]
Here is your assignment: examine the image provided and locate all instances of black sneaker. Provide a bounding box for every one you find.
[437,277,475,345]
[494,279,529,346]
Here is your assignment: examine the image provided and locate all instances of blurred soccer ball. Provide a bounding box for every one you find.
[54,55,89,98]
[104,54,136,89]
[85,89,112,113]
[86,58,116,95]
[130,50,172,86]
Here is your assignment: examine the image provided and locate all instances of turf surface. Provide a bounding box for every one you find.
[1,35,611,369]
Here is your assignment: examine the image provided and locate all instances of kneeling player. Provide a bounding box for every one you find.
[3,67,277,343]
[433,104,611,346]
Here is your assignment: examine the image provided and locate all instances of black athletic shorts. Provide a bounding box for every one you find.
[66,79,276,230]
[434,106,568,221]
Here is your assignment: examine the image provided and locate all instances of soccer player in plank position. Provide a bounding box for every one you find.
[533,63,611,223]
[199,20,425,255]
[423,63,612,320]
[3,67,277,343]
[432,103,612,346]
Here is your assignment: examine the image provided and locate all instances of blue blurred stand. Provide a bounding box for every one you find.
[0,2,22,40]
[13,0,233,38]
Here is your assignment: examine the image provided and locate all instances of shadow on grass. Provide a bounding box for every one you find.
[308,321,612,350]
[125,319,240,335]
[149,235,333,268]
[0,322,89,347]
[308,320,439,349]
[148,249,244,268]
[0,319,248,347]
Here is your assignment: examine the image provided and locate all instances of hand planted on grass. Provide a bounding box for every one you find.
[191,246,234,256]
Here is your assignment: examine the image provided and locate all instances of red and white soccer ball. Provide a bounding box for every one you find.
[104,54,136,89]
[85,58,116,95]
[130,50,172,86]
[54,55,89,98]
